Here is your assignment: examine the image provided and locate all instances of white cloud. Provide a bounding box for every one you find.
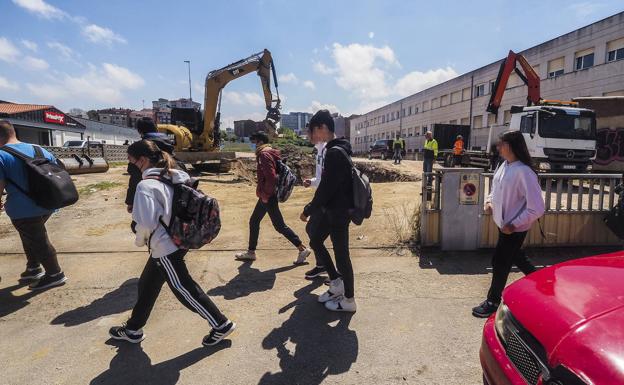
[309,100,340,114]
[27,62,144,104]
[0,76,20,91]
[47,41,75,59]
[11,0,66,19]
[313,60,336,75]
[21,39,38,52]
[23,56,49,71]
[394,67,458,97]
[82,24,127,45]
[568,2,604,18]
[0,37,21,63]
[278,72,298,84]
[368,32,375,39]
[331,42,399,100]
[303,80,316,90]
[223,91,265,107]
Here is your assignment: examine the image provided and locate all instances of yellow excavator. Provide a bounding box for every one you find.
[157,49,281,171]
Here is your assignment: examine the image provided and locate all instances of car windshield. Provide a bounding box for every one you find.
[64,141,84,147]
[538,111,596,140]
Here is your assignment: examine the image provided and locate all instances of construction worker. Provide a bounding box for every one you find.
[392,134,405,165]
[453,135,464,167]
[423,131,438,186]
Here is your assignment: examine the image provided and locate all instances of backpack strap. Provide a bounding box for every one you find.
[332,146,354,168]
[33,145,45,159]
[0,146,32,196]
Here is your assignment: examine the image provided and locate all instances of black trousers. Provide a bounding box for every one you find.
[248,196,302,251]
[126,249,228,331]
[306,211,325,267]
[308,210,354,298]
[11,215,61,274]
[423,155,434,186]
[487,230,536,304]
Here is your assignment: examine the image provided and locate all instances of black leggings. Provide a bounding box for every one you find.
[248,196,302,251]
[487,230,536,304]
[308,210,354,298]
[126,250,228,331]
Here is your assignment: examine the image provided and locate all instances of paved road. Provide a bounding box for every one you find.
[1,246,612,385]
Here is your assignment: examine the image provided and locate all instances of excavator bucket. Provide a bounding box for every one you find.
[57,153,109,175]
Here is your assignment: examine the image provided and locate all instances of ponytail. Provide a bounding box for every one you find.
[127,139,176,176]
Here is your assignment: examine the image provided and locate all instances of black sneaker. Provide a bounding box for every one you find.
[203,320,236,347]
[305,266,326,279]
[109,325,145,343]
[19,266,44,282]
[472,300,499,318]
[28,272,67,291]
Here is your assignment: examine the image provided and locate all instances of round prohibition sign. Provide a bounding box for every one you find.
[463,183,476,197]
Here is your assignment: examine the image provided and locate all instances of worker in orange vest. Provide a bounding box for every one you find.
[453,135,464,167]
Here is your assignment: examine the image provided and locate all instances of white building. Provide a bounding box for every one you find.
[350,12,624,155]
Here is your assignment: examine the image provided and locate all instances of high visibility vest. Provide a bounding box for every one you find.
[454,140,464,155]
[424,139,438,157]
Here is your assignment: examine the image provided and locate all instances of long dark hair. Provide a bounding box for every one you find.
[127,140,176,176]
[500,131,535,171]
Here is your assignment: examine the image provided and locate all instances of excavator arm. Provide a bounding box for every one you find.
[199,49,281,151]
[486,50,541,115]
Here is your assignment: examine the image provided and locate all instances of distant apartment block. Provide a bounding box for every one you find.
[152,98,201,124]
[280,112,312,135]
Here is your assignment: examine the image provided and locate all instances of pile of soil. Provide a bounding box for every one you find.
[230,145,315,185]
[355,162,421,183]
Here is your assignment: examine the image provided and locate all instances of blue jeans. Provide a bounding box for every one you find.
[423,157,434,186]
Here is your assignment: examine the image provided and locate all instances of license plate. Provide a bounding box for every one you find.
[562,165,576,170]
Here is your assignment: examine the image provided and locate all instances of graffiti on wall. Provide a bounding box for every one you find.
[594,127,624,166]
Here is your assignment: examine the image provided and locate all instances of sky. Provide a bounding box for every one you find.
[0,0,622,129]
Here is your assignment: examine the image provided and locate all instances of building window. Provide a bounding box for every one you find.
[473,115,483,129]
[431,97,439,109]
[607,37,624,62]
[422,126,427,135]
[440,94,448,106]
[451,90,461,104]
[449,119,457,125]
[487,113,497,126]
[402,108,406,117]
[575,49,594,70]
[422,101,429,111]
[414,106,419,114]
[489,81,496,94]
[503,110,511,124]
[547,57,564,78]
[408,106,412,115]
[475,84,485,97]
[460,117,469,125]
[386,113,389,122]
[462,87,471,101]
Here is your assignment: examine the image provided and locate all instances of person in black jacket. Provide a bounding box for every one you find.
[300,110,356,313]
[125,117,176,213]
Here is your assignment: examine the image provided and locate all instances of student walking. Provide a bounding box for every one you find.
[110,140,235,346]
[423,131,438,187]
[125,117,176,214]
[302,125,328,280]
[301,110,357,312]
[472,131,545,318]
[0,121,67,290]
[235,131,311,264]
[392,134,405,165]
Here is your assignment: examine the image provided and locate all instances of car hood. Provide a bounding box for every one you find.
[503,252,624,380]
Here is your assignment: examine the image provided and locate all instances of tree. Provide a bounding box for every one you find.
[87,110,98,120]
[279,126,297,140]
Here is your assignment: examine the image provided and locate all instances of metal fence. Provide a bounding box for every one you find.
[421,171,624,248]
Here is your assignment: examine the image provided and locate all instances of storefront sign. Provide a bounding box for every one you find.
[44,110,65,125]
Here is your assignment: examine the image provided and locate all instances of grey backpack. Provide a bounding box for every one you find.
[335,147,373,225]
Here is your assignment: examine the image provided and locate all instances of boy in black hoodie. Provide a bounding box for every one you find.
[301,110,356,312]
[125,117,175,213]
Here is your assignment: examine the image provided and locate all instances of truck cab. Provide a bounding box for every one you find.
[509,104,597,172]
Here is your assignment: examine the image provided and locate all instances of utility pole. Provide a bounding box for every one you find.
[184,60,192,101]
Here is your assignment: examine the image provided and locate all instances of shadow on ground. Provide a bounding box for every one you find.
[50,278,138,326]
[0,282,54,318]
[90,339,231,385]
[207,262,298,300]
[259,279,358,385]
[418,246,622,275]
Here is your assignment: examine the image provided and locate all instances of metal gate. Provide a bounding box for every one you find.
[420,171,623,248]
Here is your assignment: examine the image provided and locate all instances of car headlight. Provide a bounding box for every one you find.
[494,302,512,344]
[539,162,551,171]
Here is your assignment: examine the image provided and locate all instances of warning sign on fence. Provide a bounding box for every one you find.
[459,173,480,205]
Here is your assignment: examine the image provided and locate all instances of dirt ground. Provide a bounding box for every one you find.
[0,158,612,385]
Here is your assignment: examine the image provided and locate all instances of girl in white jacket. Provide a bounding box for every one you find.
[472,131,545,318]
[109,140,235,346]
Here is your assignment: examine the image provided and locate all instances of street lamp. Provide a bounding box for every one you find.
[184,60,192,101]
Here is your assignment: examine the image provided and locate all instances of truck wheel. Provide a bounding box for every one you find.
[381,153,386,160]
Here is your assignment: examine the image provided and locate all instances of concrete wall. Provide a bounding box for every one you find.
[351,12,624,154]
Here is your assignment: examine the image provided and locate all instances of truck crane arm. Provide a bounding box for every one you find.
[486,50,541,115]
[199,49,281,151]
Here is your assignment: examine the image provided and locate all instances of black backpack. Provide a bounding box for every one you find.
[334,147,373,225]
[275,159,297,203]
[0,145,79,210]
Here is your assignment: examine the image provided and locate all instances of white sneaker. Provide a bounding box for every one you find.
[325,296,357,312]
[235,251,256,261]
[294,248,311,265]
[318,278,344,303]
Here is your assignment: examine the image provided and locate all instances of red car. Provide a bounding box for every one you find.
[480,251,624,385]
